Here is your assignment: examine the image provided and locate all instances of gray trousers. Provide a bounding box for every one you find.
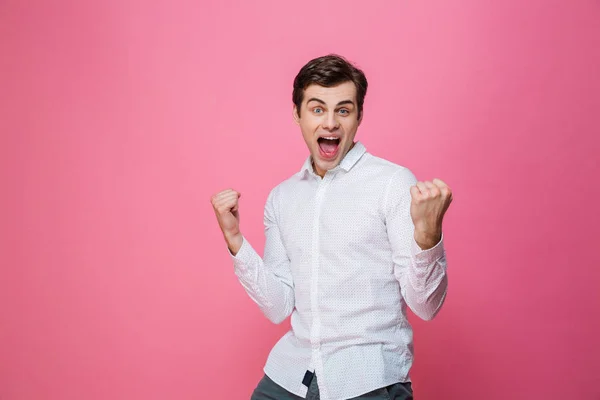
[251,374,414,400]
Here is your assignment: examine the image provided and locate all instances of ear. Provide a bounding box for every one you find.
[293,105,300,126]
[358,110,363,126]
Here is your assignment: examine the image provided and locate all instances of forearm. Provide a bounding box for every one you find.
[402,237,448,321]
[230,236,294,324]
[404,270,447,321]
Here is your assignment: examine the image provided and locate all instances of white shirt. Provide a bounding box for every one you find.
[229,142,448,400]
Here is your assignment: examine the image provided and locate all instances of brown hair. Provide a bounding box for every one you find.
[293,54,368,120]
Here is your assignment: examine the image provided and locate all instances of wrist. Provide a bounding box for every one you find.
[225,232,243,256]
[414,228,441,250]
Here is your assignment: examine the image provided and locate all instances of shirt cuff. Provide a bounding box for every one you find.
[411,233,445,265]
[228,236,259,273]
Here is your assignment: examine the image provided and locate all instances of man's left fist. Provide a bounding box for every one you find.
[410,178,453,250]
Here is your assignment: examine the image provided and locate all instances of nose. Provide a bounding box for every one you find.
[321,111,339,131]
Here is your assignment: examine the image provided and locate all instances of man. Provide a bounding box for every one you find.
[211,55,452,400]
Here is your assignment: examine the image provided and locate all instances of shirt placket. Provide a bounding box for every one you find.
[309,172,334,400]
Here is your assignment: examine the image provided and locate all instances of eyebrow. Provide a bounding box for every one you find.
[306,98,355,107]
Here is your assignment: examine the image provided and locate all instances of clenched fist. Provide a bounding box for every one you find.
[211,189,243,255]
[410,178,453,250]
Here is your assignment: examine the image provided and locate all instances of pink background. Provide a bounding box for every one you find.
[1,1,599,399]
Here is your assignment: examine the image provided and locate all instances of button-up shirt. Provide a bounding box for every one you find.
[230,141,448,400]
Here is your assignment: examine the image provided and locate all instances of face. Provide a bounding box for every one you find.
[293,81,362,178]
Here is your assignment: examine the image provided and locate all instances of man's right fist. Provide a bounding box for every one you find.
[211,189,243,254]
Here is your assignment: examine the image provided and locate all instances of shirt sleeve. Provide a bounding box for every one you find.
[227,185,295,324]
[384,167,448,321]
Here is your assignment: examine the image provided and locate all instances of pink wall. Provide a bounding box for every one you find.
[1,1,599,399]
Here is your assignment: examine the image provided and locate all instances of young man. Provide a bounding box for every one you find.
[211,55,452,400]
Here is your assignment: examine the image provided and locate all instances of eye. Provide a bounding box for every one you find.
[338,109,349,115]
[313,107,323,114]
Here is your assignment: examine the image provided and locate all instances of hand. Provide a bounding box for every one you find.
[211,189,243,254]
[410,178,453,250]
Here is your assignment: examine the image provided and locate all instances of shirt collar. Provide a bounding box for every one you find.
[299,141,367,177]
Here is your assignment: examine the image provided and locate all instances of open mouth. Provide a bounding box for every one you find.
[317,137,341,159]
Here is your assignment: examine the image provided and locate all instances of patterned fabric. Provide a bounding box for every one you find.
[230,142,447,400]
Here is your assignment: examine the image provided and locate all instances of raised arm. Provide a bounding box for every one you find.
[384,168,452,321]
[211,186,294,324]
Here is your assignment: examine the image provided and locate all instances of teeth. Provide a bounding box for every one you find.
[322,137,338,140]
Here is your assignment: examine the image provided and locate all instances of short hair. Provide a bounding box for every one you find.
[293,54,368,120]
